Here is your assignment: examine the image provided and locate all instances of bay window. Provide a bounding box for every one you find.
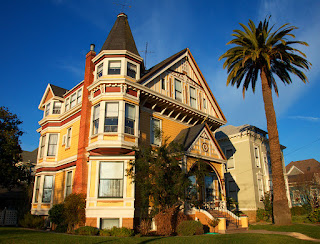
[97,63,103,78]
[47,134,58,156]
[99,162,124,198]
[105,103,119,132]
[92,104,100,135]
[125,104,135,135]
[42,175,53,203]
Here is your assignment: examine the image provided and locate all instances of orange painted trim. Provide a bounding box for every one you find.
[36,161,76,173]
[94,89,101,97]
[127,89,137,97]
[106,87,121,92]
[42,111,81,129]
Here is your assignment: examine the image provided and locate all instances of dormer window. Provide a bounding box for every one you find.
[108,61,121,75]
[53,101,61,114]
[45,103,50,116]
[127,62,137,79]
[97,63,103,78]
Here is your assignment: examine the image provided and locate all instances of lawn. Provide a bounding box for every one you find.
[249,224,320,239]
[0,227,315,244]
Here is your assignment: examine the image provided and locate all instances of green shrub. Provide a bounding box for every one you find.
[19,213,45,229]
[176,220,204,236]
[75,226,99,235]
[110,227,134,237]
[64,193,86,232]
[308,208,320,223]
[99,229,112,236]
[55,224,68,233]
[256,208,271,222]
[49,203,65,226]
[291,205,310,216]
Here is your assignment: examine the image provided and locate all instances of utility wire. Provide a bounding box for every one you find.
[284,137,320,156]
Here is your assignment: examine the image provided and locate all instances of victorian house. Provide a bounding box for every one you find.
[31,13,228,229]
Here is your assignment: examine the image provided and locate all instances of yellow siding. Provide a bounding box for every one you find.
[124,135,135,142]
[32,204,38,209]
[89,202,95,207]
[97,201,123,207]
[103,135,118,140]
[57,119,80,161]
[41,204,51,209]
[90,136,98,143]
[53,171,65,204]
[126,162,133,198]
[46,157,56,162]
[125,202,132,207]
[89,161,97,198]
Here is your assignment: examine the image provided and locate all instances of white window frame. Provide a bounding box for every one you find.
[42,175,54,203]
[39,135,46,158]
[108,60,121,75]
[65,98,70,111]
[70,93,76,108]
[77,89,82,104]
[174,79,182,102]
[52,101,61,114]
[47,134,58,157]
[92,104,100,135]
[104,102,119,133]
[65,171,73,197]
[189,86,197,108]
[45,103,51,116]
[150,117,161,146]
[225,147,235,170]
[100,218,120,229]
[98,161,124,198]
[254,146,261,167]
[34,176,41,203]
[66,127,72,148]
[124,103,135,135]
[127,62,137,79]
[97,62,103,78]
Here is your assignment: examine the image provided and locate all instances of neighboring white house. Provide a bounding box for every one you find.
[215,124,290,221]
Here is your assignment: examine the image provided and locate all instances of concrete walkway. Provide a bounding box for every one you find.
[226,229,320,242]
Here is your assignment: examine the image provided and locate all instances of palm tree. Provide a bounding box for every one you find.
[219,18,311,225]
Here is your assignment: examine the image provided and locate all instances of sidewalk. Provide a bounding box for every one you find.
[226,229,320,242]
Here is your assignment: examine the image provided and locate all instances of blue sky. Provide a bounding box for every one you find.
[1,0,319,164]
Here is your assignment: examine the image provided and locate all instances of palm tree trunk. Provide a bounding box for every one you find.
[260,69,292,225]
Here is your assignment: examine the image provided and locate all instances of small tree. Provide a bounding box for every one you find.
[64,193,86,232]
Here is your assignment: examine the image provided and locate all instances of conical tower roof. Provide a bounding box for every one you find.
[100,13,140,56]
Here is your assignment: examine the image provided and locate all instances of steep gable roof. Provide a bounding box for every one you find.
[38,84,68,109]
[50,84,68,98]
[100,13,140,56]
[286,159,320,174]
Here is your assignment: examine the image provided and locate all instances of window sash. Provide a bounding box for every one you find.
[97,63,103,78]
[190,87,197,108]
[105,103,118,132]
[47,134,58,156]
[39,135,46,158]
[70,94,76,108]
[99,162,123,198]
[125,104,135,135]
[151,118,161,145]
[45,103,50,116]
[161,78,166,90]
[65,98,70,111]
[92,105,100,134]
[101,219,119,229]
[34,176,41,203]
[52,102,61,114]
[175,79,182,102]
[42,176,53,203]
[108,61,121,75]
[66,128,72,148]
[127,63,137,78]
[66,171,72,196]
[77,89,82,103]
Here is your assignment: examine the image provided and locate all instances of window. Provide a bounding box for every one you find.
[257,177,263,201]
[254,146,260,167]
[99,162,123,198]
[39,135,46,158]
[190,86,197,108]
[65,98,70,111]
[97,63,103,78]
[175,79,182,102]
[65,171,72,197]
[104,103,118,132]
[150,118,161,146]
[203,98,207,109]
[77,89,82,104]
[34,176,40,203]
[161,78,166,90]
[47,134,58,156]
[42,175,53,203]
[52,101,61,114]
[227,180,237,201]
[101,219,119,229]
[92,104,100,135]
[108,61,121,75]
[127,62,137,79]
[66,128,72,148]
[70,93,76,108]
[226,148,235,169]
[125,104,135,135]
[45,103,51,116]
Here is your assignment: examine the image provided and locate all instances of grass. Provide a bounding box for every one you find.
[249,223,320,239]
[0,227,315,244]
[292,214,312,224]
